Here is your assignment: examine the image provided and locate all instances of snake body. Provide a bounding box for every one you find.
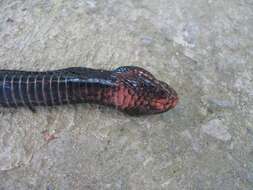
[0,66,178,115]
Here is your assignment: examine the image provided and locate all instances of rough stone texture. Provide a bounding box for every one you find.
[0,0,252,189]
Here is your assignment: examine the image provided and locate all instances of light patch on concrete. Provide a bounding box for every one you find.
[86,0,97,9]
[202,119,232,142]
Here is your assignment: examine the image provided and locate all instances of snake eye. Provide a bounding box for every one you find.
[159,89,168,97]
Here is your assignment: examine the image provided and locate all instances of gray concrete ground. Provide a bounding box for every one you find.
[0,0,252,189]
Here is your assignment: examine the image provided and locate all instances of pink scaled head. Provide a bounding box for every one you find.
[112,66,179,115]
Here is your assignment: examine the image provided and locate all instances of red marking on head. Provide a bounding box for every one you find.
[115,86,124,106]
[123,91,131,108]
[150,95,179,113]
[155,98,169,105]
[155,102,164,110]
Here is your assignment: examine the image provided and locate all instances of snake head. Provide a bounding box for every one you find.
[148,80,178,113]
[112,66,179,115]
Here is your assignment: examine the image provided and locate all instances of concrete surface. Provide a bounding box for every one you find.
[0,0,252,189]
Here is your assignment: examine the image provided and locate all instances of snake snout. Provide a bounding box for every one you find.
[159,81,178,98]
[150,80,178,112]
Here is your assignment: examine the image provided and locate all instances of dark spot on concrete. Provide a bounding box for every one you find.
[6,18,14,23]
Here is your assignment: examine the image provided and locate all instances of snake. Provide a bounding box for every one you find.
[0,66,178,115]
